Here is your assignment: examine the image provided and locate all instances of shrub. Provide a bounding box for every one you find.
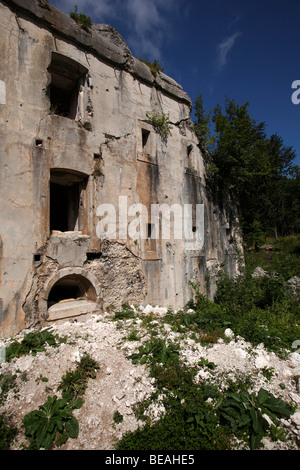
[58,353,99,399]
[5,329,62,362]
[0,413,18,450]
[70,5,92,32]
[146,110,172,143]
[23,394,83,450]
[0,373,17,405]
[138,59,164,76]
[216,388,293,449]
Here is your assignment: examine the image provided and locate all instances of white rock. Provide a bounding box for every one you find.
[261,437,275,450]
[17,356,35,372]
[255,353,270,369]
[163,323,172,333]
[197,370,211,380]
[153,306,168,315]
[71,350,81,362]
[252,267,268,278]
[234,348,249,359]
[224,328,234,339]
[289,392,300,404]
[143,305,154,314]
[262,413,274,427]
[291,411,300,427]
[290,352,300,366]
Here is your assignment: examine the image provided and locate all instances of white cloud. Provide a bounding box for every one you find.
[50,0,177,61]
[125,0,176,59]
[216,32,241,69]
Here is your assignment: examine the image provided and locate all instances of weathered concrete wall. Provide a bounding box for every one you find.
[0,0,243,337]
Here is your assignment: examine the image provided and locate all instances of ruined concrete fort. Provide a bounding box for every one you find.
[0,0,243,337]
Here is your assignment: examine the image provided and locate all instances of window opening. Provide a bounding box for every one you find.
[33,253,42,265]
[47,52,88,119]
[50,169,88,233]
[142,129,151,154]
[86,252,102,260]
[147,223,154,239]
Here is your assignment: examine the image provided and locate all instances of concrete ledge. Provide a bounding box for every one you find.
[47,299,99,321]
[3,0,191,106]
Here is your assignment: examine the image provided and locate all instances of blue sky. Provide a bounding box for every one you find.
[50,0,300,167]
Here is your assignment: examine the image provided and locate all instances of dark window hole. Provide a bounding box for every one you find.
[86,252,102,260]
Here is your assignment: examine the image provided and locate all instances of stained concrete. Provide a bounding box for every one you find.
[0,0,243,337]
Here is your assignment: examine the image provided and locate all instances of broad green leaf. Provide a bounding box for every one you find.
[239,413,251,428]
[65,417,79,439]
[55,431,69,447]
[263,395,292,418]
[250,408,262,434]
[71,397,84,410]
[257,388,270,405]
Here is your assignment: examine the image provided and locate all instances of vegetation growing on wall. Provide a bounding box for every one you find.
[70,5,92,32]
[146,110,172,144]
[138,59,164,76]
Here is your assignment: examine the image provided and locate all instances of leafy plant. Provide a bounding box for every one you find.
[113,411,123,425]
[0,373,17,405]
[126,330,140,341]
[58,353,99,399]
[129,338,179,370]
[216,388,293,449]
[138,58,164,76]
[5,329,61,362]
[23,394,83,450]
[70,5,92,31]
[38,0,51,10]
[117,359,230,450]
[114,307,135,320]
[0,413,18,450]
[146,110,172,143]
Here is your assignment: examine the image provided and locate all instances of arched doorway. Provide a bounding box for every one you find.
[40,268,101,322]
[47,274,96,308]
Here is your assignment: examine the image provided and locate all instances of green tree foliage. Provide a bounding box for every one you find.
[193,94,300,243]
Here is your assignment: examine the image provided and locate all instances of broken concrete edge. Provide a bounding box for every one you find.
[3,0,192,107]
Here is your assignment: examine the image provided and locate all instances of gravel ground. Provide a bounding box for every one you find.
[1,305,300,450]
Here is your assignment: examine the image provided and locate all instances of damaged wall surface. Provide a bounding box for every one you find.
[0,0,243,337]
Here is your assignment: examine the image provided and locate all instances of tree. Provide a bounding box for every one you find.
[193,94,299,243]
[193,94,213,152]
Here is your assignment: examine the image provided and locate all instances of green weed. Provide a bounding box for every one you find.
[22,394,83,450]
[5,329,63,362]
[70,5,92,31]
[216,388,293,449]
[58,353,99,399]
[0,413,18,450]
